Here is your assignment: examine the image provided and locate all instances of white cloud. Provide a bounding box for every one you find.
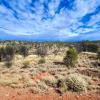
[0,0,100,41]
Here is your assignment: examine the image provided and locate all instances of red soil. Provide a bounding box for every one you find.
[0,86,99,100]
[32,72,50,80]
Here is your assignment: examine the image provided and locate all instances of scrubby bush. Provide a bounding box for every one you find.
[42,76,57,87]
[38,58,46,64]
[57,79,68,93]
[36,45,48,57]
[86,44,98,53]
[5,45,15,58]
[80,42,99,53]
[19,45,29,57]
[22,60,30,68]
[97,51,100,60]
[63,47,78,68]
[0,45,15,62]
[66,74,88,92]
[0,46,4,61]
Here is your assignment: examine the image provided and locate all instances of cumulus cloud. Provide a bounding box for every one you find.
[0,0,100,41]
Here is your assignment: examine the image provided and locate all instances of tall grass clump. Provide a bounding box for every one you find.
[66,74,88,92]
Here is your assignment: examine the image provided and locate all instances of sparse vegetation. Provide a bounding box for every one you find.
[0,40,99,96]
[80,41,99,53]
[38,58,46,64]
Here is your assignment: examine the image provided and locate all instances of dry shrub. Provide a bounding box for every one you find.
[22,59,30,68]
[38,58,46,64]
[66,74,88,92]
[57,79,68,93]
[42,75,57,87]
[29,81,48,93]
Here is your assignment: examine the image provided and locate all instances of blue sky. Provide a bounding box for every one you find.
[0,0,100,41]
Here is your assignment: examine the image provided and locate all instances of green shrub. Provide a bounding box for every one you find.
[64,47,78,68]
[66,74,88,92]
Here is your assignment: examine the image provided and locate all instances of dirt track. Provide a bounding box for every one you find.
[0,86,100,100]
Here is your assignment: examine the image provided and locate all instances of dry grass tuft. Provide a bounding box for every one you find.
[66,73,88,92]
[42,75,57,87]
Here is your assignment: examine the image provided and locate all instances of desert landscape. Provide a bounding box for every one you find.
[0,41,100,100]
[0,0,100,100]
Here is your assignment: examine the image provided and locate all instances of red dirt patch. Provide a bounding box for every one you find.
[0,86,99,100]
[32,72,50,80]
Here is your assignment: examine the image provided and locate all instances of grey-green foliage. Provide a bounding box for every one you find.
[0,45,15,62]
[66,74,88,92]
[36,45,48,57]
[19,45,29,57]
[56,74,88,93]
[64,47,78,68]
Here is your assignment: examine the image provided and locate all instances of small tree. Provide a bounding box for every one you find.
[64,47,78,68]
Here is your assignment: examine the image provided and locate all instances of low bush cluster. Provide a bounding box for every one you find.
[66,74,88,92]
[56,74,88,93]
[79,41,99,53]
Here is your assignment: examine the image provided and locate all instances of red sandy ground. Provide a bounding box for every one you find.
[0,86,100,100]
